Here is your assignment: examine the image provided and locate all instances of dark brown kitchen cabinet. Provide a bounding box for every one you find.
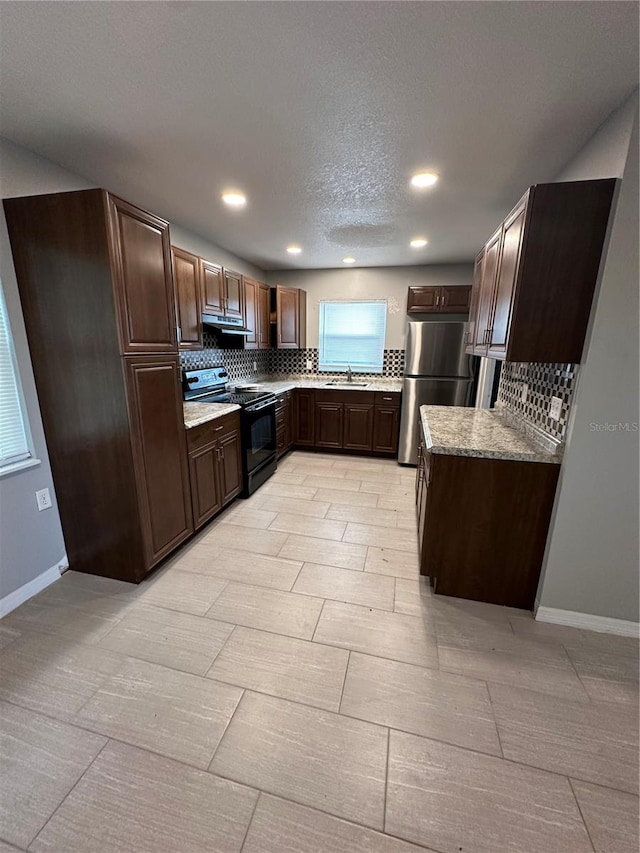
[315,403,344,448]
[468,179,616,363]
[124,355,193,565]
[107,194,177,353]
[373,406,400,454]
[223,268,244,319]
[201,259,225,314]
[275,391,294,459]
[172,247,203,350]
[343,404,374,451]
[416,443,559,609]
[4,189,193,583]
[465,249,484,350]
[271,285,307,348]
[186,412,241,529]
[244,277,270,350]
[294,389,316,446]
[407,285,471,315]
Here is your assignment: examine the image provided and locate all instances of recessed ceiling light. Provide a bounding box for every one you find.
[286,245,302,255]
[221,192,247,208]
[410,172,439,189]
[342,256,356,264]
[410,238,428,248]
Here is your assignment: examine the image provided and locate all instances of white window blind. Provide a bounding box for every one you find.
[0,283,31,468]
[318,300,387,373]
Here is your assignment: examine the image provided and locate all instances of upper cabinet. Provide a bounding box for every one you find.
[407,285,471,314]
[107,194,177,354]
[223,268,244,319]
[171,247,203,350]
[201,260,225,315]
[467,179,616,363]
[243,277,270,349]
[271,285,307,349]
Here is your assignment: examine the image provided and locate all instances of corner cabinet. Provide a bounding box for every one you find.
[271,285,307,348]
[467,178,616,363]
[186,412,242,529]
[407,285,471,315]
[4,188,193,583]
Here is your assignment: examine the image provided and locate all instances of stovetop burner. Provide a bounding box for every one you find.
[183,367,275,409]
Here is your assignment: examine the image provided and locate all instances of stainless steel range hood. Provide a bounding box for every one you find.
[201,313,253,335]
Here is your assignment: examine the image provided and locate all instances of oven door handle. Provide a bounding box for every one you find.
[245,399,276,413]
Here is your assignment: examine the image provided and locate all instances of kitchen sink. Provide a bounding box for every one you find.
[324,381,370,388]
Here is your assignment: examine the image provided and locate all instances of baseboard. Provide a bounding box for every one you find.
[535,606,639,638]
[0,555,68,618]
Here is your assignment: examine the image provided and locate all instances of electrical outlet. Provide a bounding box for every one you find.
[549,396,563,420]
[521,383,528,403]
[306,359,313,371]
[252,361,257,372]
[35,488,52,511]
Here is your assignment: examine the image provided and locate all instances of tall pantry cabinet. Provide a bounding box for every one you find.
[4,189,193,583]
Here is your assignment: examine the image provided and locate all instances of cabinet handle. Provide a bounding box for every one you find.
[214,425,224,432]
[435,294,440,306]
[382,397,392,401]
[176,325,182,342]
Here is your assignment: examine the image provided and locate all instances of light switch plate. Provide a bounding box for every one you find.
[306,359,313,371]
[549,396,563,420]
[35,488,52,511]
[521,383,528,403]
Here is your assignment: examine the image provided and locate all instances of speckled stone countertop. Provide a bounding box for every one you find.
[420,405,561,464]
[235,375,404,394]
[183,402,241,430]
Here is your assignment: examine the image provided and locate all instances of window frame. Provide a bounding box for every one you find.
[0,280,39,477]
[318,299,387,374]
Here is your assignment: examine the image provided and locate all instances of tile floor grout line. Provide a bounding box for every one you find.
[337,650,351,714]
[238,789,262,853]
[206,687,247,773]
[310,598,328,643]
[484,678,505,759]
[567,777,598,853]
[24,736,110,850]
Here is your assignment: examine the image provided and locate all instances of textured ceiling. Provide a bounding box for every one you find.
[0,1,637,270]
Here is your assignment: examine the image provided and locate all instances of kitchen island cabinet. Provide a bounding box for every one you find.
[417,406,560,609]
[5,188,193,583]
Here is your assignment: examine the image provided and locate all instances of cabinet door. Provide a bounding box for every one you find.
[107,195,177,354]
[343,404,374,451]
[487,195,528,359]
[473,228,502,352]
[373,407,400,454]
[189,443,222,529]
[276,286,299,348]
[124,355,193,569]
[440,285,471,313]
[172,247,203,350]
[219,429,242,504]
[243,277,259,349]
[258,284,270,348]
[407,286,440,313]
[224,269,244,319]
[295,390,315,446]
[315,403,343,448]
[201,260,224,314]
[465,250,484,352]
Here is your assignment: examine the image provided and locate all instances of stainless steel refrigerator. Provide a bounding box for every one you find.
[398,321,475,465]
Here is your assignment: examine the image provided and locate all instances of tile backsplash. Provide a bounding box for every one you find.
[179,330,405,381]
[497,362,578,443]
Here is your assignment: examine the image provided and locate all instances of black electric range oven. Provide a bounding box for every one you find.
[183,367,277,495]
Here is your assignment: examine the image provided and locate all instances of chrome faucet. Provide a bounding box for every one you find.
[346,365,353,383]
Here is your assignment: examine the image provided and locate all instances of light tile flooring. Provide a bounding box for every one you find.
[1,451,638,852]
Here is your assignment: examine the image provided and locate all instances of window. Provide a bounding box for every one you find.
[318,300,387,373]
[0,281,32,470]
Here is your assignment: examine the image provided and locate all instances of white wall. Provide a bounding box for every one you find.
[0,137,263,603]
[537,93,639,623]
[267,265,473,349]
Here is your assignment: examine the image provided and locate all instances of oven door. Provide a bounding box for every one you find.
[243,401,276,473]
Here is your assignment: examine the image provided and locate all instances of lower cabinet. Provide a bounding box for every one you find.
[294,389,316,447]
[275,391,294,459]
[374,406,400,454]
[416,442,559,609]
[315,402,344,448]
[187,412,242,529]
[301,389,401,456]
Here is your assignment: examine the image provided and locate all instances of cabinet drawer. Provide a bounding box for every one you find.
[374,391,401,408]
[315,389,374,405]
[275,409,286,429]
[187,411,240,451]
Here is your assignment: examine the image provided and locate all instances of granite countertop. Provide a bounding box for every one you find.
[235,375,404,394]
[183,401,241,430]
[420,405,561,464]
